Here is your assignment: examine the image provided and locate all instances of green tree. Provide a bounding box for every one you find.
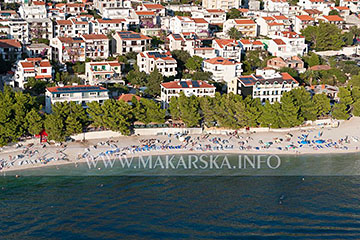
[145,68,163,97]
[290,87,318,121]
[278,92,302,127]
[185,56,203,72]
[349,74,360,87]
[313,93,331,117]
[301,22,344,51]
[279,67,299,79]
[134,98,165,124]
[329,9,340,15]
[338,87,354,106]
[227,9,241,19]
[126,65,147,86]
[353,99,360,116]
[177,93,201,127]
[199,95,217,127]
[25,109,43,135]
[227,26,242,40]
[303,52,321,67]
[44,113,66,142]
[332,103,349,120]
[169,96,181,120]
[259,101,280,128]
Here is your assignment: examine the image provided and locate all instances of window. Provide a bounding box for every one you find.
[41,69,47,73]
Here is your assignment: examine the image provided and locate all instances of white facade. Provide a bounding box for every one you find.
[239,39,265,52]
[85,61,122,85]
[137,51,177,77]
[228,69,299,103]
[50,37,86,64]
[268,31,308,58]
[112,31,151,55]
[169,16,209,37]
[256,16,290,37]
[91,19,127,35]
[212,39,242,61]
[202,57,242,83]
[13,58,52,89]
[340,0,360,13]
[167,32,201,53]
[0,19,29,44]
[160,80,216,108]
[294,15,315,33]
[54,19,90,38]
[298,0,335,11]
[19,2,47,19]
[223,19,258,38]
[82,34,109,60]
[45,85,109,113]
[191,9,226,24]
[27,18,53,40]
[263,0,290,14]
[202,0,241,10]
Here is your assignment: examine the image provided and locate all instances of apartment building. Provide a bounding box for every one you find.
[13,58,52,89]
[27,18,53,40]
[0,10,19,19]
[317,15,345,28]
[112,31,151,55]
[160,80,216,108]
[82,34,109,60]
[202,0,240,10]
[340,0,360,13]
[223,19,257,38]
[91,19,127,35]
[93,0,128,15]
[85,61,122,85]
[212,39,242,61]
[45,85,109,113]
[298,0,335,11]
[54,19,90,38]
[25,43,51,59]
[268,31,308,58]
[239,39,264,52]
[137,4,166,17]
[294,15,315,33]
[169,16,209,37]
[191,9,226,25]
[137,51,177,77]
[50,37,86,64]
[136,11,159,28]
[267,56,306,73]
[256,16,290,37]
[167,32,201,52]
[65,3,87,15]
[228,68,299,103]
[263,0,290,13]
[0,19,29,44]
[19,1,47,19]
[203,57,243,83]
[0,39,22,61]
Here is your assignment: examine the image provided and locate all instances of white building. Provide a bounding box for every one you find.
[112,31,151,55]
[26,43,51,59]
[263,0,290,14]
[202,0,241,10]
[212,39,242,61]
[19,1,47,19]
[45,85,109,113]
[137,3,166,17]
[27,18,53,40]
[340,0,360,13]
[167,32,201,52]
[54,19,90,38]
[239,39,265,52]
[191,9,226,25]
[223,19,257,38]
[294,15,315,33]
[169,16,209,37]
[0,19,29,44]
[137,51,177,77]
[85,61,122,85]
[203,57,242,83]
[256,16,290,37]
[0,39,22,61]
[160,80,216,108]
[228,69,299,103]
[12,58,52,89]
[298,0,335,12]
[50,37,86,64]
[91,18,127,35]
[268,31,308,58]
[82,34,109,60]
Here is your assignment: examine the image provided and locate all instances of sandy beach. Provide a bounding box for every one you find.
[1,117,360,173]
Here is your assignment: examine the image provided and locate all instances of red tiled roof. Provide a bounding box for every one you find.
[118,94,141,102]
[234,19,256,25]
[309,65,331,70]
[143,4,165,9]
[135,11,155,16]
[35,75,52,79]
[296,15,315,21]
[273,15,288,20]
[0,39,21,48]
[214,39,237,48]
[323,15,344,22]
[204,57,239,65]
[21,62,35,68]
[40,61,51,67]
[57,20,72,25]
[97,19,125,23]
[117,31,151,40]
[192,18,208,24]
[33,1,45,6]
[207,9,225,13]
[47,85,107,93]
[273,39,286,45]
[82,34,107,40]
[161,80,215,89]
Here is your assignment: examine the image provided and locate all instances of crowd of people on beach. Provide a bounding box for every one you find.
[0,128,359,171]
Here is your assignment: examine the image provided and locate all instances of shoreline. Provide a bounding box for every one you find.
[1,117,360,173]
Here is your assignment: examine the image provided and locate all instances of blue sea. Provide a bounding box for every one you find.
[1,154,360,239]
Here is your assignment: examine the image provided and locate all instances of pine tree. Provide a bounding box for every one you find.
[146,68,163,97]
[25,109,43,135]
[353,99,360,116]
[278,93,301,127]
[290,87,317,121]
[313,93,331,117]
[44,113,66,142]
[332,103,350,120]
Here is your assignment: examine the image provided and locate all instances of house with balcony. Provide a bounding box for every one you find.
[227,68,299,103]
[160,80,216,108]
[91,18,127,35]
[85,61,122,85]
[167,32,201,53]
[267,56,306,73]
[223,19,257,38]
[340,0,360,13]
[203,57,243,83]
[137,4,166,17]
[135,11,159,28]
[12,58,52,89]
[65,3,87,16]
[169,16,209,37]
[239,39,264,52]
[294,15,315,33]
[137,51,177,77]
[268,31,308,58]
[82,34,109,60]
[0,39,22,61]
[0,19,29,44]
[212,39,241,61]
[26,43,51,59]
[256,16,290,37]
[45,85,109,113]
[112,31,151,55]
[202,0,240,10]
[191,9,226,25]
[263,0,290,14]
[316,15,345,29]
[298,0,335,12]
[54,19,90,38]
[27,18,53,40]
[50,37,86,64]
[19,1,47,19]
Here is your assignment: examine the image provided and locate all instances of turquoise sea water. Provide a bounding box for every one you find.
[1,154,360,239]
